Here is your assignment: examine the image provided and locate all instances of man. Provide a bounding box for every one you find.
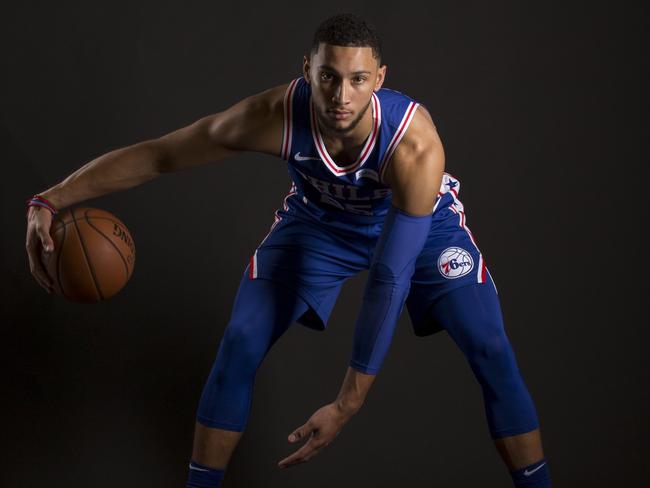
[25,14,551,488]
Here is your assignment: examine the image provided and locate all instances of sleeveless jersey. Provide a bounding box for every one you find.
[278,77,460,223]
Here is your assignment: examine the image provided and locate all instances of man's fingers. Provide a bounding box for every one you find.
[34,221,55,253]
[39,232,54,253]
[31,267,52,293]
[26,241,53,292]
[288,422,312,443]
[279,421,316,468]
[31,263,52,293]
[26,208,55,293]
[278,437,324,469]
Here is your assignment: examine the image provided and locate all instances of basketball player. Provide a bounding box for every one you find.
[25,14,551,488]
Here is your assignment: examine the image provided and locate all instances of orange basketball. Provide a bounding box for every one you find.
[43,207,136,303]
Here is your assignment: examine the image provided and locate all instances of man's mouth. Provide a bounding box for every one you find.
[328,109,351,120]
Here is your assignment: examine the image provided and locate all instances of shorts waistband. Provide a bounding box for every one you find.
[285,192,454,225]
[286,194,388,224]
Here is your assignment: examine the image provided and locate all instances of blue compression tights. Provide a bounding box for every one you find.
[196,274,309,431]
[197,271,539,439]
[429,279,540,439]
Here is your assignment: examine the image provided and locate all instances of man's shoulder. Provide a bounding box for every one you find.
[210,82,295,156]
[382,105,443,187]
[375,86,422,134]
[393,106,439,159]
[376,85,418,106]
[244,83,291,116]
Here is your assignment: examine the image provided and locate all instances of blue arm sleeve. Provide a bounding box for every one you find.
[350,205,432,374]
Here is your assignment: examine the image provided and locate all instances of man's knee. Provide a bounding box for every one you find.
[467,329,518,375]
[473,329,508,357]
[218,320,271,374]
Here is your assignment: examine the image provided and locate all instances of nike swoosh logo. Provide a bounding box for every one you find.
[294,152,321,161]
[355,168,379,182]
[524,462,546,476]
[189,463,209,472]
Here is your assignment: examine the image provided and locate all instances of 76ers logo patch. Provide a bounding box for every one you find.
[438,247,474,279]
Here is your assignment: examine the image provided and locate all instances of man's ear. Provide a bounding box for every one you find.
[303,55,311,84]
[374,64,387,91]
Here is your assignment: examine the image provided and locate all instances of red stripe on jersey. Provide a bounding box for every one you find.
[281,79,299,160]
[356,94,380,163]
[379,101,419,183]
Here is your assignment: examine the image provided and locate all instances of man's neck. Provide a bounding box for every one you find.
[319,108,374,163]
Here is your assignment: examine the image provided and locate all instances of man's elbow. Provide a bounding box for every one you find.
[146,139,170,174]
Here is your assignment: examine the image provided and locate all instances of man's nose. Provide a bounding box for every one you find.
[332,81,350,105]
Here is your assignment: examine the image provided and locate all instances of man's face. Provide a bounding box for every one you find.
[304,43,386,135]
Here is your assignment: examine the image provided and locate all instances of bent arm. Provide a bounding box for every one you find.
[339,107,445,409]
[39,84,286,210]
[278,108,444,468]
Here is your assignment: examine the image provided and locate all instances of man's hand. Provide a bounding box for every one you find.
[25,205,55,293]
[278,402,353,469]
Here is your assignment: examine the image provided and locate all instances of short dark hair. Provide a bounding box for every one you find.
[310,14,382,63]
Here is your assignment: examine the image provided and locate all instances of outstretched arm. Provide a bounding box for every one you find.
[278,106,444,468]
[26,85,286,292]
[36,84,286,210]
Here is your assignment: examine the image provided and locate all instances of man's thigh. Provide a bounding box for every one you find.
[249,212,369,330]
[406,204,492,336]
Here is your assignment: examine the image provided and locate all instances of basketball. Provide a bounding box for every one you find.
[43,207,136,303]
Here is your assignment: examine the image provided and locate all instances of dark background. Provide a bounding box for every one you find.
[1,1,647,487]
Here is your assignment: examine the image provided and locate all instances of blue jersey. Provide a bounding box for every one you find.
[279,77,421,221]
[250,77,482,331]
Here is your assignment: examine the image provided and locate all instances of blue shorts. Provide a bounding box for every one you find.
[248,189,491,336]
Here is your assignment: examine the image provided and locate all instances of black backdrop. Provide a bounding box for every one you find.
[1,1,647,487]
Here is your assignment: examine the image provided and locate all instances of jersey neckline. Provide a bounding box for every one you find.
[309,92,382,176]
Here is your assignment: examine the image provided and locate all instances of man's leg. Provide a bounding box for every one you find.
[428,278,551,486]
[187,272,309,484]
[493,428,544,471]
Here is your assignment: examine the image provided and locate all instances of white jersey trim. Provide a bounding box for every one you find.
[378,101,420,184]
[280,79,300,161]
[250,183,297,280]
[309,92,381,176]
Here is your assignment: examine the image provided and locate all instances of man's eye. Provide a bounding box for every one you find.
[353,77,367,84]
[320,72,333,81]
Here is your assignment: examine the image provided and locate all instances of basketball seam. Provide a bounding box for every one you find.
[71,209,104,301]
[52,216,127,231]
[84,209,130,279]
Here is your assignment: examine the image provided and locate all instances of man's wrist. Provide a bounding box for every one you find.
[39,189,65,211]
[334,396,362,417]
[333,366,376,418]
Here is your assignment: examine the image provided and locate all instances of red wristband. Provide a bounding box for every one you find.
[26,194,58,216]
